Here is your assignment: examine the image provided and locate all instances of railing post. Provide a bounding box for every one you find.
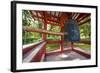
[61,27,64,53]
[71,42,74,50]
[42,12,47,59]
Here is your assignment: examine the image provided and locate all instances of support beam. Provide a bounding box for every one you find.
[78,14,90,22]
[42,12,47,40]
[30,11,62,26]
[23,26,65,36]
[60,27,64,53]
[59,13,69,27]
[74,13,80,20]
[30,15,60,23]
[47,21,61,26]
[46,11,60,18]
[79,18,90,26]
[71,42,74,50]
[72,13,77,19]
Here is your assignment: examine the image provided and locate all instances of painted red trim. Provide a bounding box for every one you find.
[23,41,44,55]
[46,47,90,59]
[73,48,91,58]
[31,43,46,62]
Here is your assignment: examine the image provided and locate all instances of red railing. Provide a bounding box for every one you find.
[23,41,46,62]
[23,40,44,56]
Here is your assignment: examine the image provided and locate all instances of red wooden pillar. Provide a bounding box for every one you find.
[42,23,47,40]
[59,13,69,53]
[71,42,74,50]
[61,27,64,53]
[42,12,47,60]
[42,12,47,40]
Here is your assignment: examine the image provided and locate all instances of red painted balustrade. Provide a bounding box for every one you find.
[23,41,47,62]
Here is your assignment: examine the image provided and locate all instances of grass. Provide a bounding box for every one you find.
[46,43,91,52]
[74,43,91,52]
[46,44,60,52]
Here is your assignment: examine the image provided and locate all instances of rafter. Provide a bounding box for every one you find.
[30,10,91,27]
[79,16,91,25]
[74,13,80,20]
[77,14,90,22]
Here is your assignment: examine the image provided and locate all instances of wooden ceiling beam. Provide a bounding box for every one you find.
[72,13,77,19]
[30,11,62,26]
[47,21,62,26]
[38,11,44,17]
[79,18,90,26]
[46,12,60,18]
[36,11,40,22]
[74,13,80,20]
[77,14,90,22]
[59,13,69,27]
[76,13,84,20]
[29,14,60,23]
[79,16,91,25]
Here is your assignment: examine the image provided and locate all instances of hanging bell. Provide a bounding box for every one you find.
[64,19,80,42]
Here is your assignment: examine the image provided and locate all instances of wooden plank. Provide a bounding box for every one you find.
[46,11,60,18]
[22,41,44,55]
[23,42,46,62]
[78,14,90,22]
[31,43,46,62]
[79,18,90,26]
[76,13,85,21]
[30,12,62,26]
[78,15,90,25]
[23,26,65,36]
[47,21,61,26]
[23,41,44,49]
[73,48,91,58]
[59,13,69,27]
[74,13,80,20]
[30,14,60,24]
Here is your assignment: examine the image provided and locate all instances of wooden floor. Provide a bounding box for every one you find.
[44,51,89,62]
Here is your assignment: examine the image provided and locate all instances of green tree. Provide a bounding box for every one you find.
[47,24,61,40]
[22,10,42,45]
[80,21,91,39]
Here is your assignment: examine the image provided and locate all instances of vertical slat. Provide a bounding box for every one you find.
[42,12,47,60]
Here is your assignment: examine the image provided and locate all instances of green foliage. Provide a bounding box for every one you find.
[47,24,61,32]
[74,43,91,52]
[22,10,42,45]
[80,22,91,39]
[22,10,32,26]
[22,10,61,45]
[22,31,42,45]
[47,24,61,40]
